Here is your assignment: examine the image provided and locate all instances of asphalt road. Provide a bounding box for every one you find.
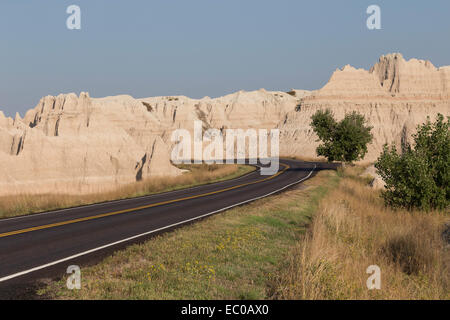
[0,159,338,298]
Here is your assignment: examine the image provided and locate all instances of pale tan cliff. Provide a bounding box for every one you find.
[0,53,448,195]
[280,53,450,161]
[0,93,180,195]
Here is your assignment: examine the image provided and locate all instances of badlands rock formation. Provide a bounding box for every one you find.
[0,53,448,195]
[280,53,450,160]
[0,93,181,195]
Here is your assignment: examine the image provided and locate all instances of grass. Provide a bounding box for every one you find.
[270,166,449,300]
[0,163,255,219]
[39,169,339,299]
[281,155,328,163]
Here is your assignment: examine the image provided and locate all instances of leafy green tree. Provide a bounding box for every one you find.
[310,109,373,162]
[375,114,449,211]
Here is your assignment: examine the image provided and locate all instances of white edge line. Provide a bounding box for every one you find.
[0,164,316,283]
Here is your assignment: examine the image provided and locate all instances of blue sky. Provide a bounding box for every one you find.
[1,0,449,116]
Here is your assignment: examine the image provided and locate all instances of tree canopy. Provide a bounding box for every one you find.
[375,114,449,211]
[310,109,373,163]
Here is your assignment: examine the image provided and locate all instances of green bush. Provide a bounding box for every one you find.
[310,109,373,163]
[375,114,449,211]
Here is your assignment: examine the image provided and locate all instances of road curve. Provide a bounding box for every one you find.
[0,159,338,296]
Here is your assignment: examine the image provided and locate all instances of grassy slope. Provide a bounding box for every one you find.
[0,164,254,219]
[271,167,449,300]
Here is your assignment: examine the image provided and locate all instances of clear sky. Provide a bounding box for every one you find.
[1,0,449,117]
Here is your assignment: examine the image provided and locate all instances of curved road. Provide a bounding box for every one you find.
[0,159,338,297]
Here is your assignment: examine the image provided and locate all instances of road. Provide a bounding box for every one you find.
[0,159,338,298]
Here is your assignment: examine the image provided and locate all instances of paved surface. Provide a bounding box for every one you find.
[0,159,339,298]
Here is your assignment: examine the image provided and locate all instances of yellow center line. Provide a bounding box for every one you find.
[0,164,290,239]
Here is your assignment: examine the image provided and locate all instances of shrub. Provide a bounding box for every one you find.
[375,114,449,211]
[310,109,373,163]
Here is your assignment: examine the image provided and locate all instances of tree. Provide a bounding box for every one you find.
[374,114,449,211]
[310,109,373,163]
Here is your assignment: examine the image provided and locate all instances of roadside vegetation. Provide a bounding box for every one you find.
[269,113,449,299]
[40,164,448,300]
[271,166,448,299]
[375,114,449,211]
[0,164,255,219]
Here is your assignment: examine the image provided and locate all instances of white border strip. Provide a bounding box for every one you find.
[0,165,315,283]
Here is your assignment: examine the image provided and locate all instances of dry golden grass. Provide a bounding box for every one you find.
[0,164,254,219]
[280,155,328,163]
[270,167,449,300]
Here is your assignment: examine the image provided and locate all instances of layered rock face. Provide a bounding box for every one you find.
[0,53,448,195]
[0,93,180,195]
[280,53,450,160]
[143,53,449,162]
[139,89,297,145]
